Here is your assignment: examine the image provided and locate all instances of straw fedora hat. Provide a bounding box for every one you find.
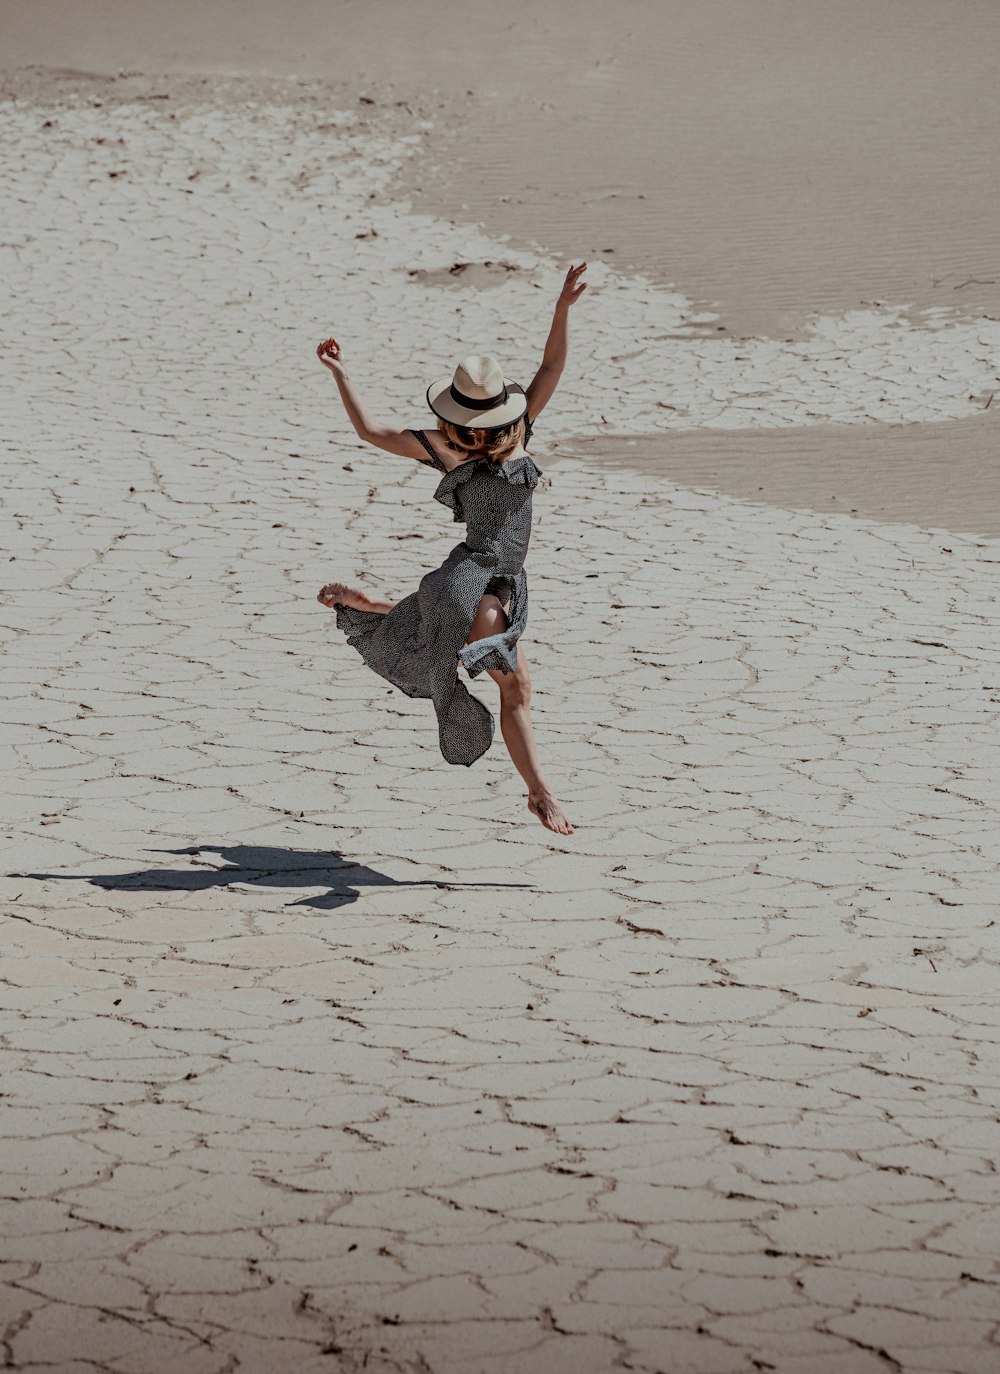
[427,354,527,430]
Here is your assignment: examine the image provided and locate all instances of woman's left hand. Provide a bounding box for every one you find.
[317,337,346,373]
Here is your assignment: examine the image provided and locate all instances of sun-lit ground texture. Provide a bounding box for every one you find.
[2,76,1000,1374]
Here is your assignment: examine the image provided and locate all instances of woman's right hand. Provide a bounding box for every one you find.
[556,262,588,310]
[317,337,346,373]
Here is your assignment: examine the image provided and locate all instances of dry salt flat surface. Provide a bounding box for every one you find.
[2,73,1000,1374]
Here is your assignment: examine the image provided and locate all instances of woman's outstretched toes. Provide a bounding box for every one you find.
[317,582,373,611]
[528,790,574,835]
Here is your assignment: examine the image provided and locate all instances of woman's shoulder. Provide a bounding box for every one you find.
[406,428,451,473]
[410,427,495,474]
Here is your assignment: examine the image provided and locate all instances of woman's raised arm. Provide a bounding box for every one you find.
[524,263,587,421]
[317,338,428,460]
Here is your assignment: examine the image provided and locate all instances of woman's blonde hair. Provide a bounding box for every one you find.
[438,417,525,464]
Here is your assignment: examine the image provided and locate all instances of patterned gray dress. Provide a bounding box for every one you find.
[334,422,542,767]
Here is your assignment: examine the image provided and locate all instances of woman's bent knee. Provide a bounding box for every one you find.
[498,656,532,707]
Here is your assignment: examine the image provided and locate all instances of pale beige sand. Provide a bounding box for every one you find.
[6,0,1000,336]
[3,69,1000,1374]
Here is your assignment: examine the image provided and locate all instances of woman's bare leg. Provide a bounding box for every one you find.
[494,649,573,836]
[466,595,573,835]
[317,582,396,614]
[320,585,572,834]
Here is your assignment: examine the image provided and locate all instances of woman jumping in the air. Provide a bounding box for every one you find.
[316,262,587,836]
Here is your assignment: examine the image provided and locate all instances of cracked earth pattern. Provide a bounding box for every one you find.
[2,73,1000,1374]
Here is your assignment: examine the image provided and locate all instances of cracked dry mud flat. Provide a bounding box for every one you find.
[2,73,1000,1374]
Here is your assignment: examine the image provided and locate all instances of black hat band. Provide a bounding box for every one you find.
[449,382,509,411]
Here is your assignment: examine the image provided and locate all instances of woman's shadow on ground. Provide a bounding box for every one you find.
[15,843,531,911]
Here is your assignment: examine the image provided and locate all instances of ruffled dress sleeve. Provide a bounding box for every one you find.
[432,453,542,520]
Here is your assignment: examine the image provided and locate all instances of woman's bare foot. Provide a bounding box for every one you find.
[317,582,375,611]
[528,789,574,836]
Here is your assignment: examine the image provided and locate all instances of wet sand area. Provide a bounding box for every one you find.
[563,411,1000,539]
